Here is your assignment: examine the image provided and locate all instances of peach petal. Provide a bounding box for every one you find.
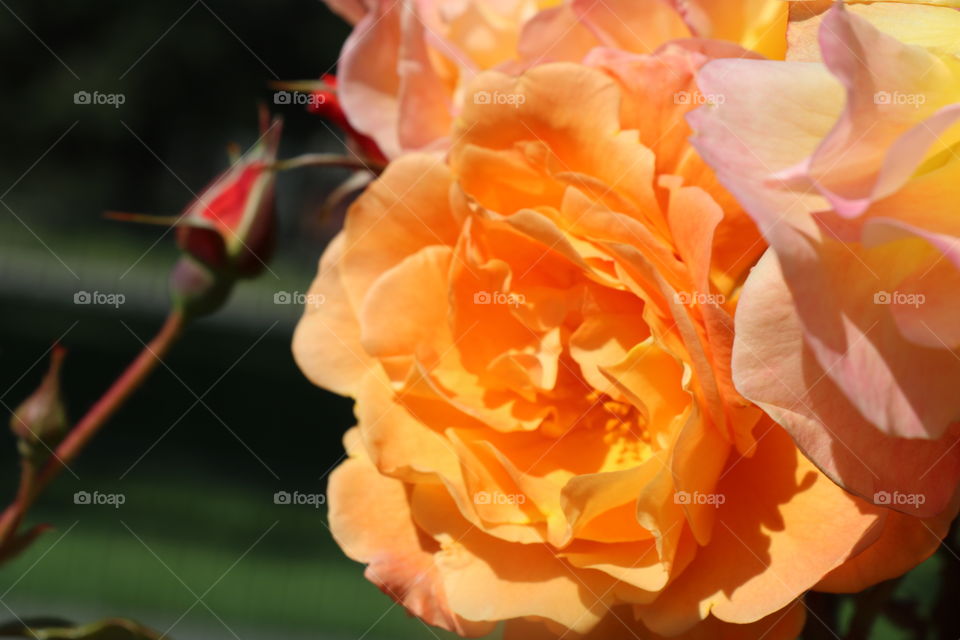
[503,598,805,639]
[636,426,879,634]
[671,410,730,546]
[292,233,376,397]
[560,462,659,545]
[359,245,453,359]
[342,154,461,310]
[412,483,618,633]
[817,498,958,592]
[732,250,960,516]
[517,3,599,64]
[337,0,403,157]
[560,538,669,595]
[354,368,462,482]
[781,239,960,441]
[849,215,960,349]
[689,58,842,243]
[397,2,455,151]
[328,456,494,636]
[571,0,689,54]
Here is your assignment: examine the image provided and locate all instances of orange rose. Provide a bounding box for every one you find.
[294,55,954,638]
[324,0,788,158]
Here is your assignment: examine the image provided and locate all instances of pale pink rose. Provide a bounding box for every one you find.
[688,2,960,516]
[324,0,788,158]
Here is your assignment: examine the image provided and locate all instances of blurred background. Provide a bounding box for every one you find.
[0,2,956,639]
[0,1,458,638]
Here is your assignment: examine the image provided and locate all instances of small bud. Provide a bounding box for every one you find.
[176,111,283,279]
[10,346,68,463]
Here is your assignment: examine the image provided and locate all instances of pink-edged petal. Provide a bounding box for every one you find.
[397,1,455,151]
[802,6,959,216]
[733,250,960,516]
[338,0,403,158]
[689,57,843,244]
[778,234,960,440]
[858,217,960,350]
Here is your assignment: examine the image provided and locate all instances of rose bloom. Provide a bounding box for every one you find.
[689,2,960,517]
[293,40,957,639]
[321,0,788,158]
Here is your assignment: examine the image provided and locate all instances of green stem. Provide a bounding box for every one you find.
[270,153,383,174]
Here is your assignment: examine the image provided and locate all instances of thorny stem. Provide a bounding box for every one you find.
[0,311,186,551]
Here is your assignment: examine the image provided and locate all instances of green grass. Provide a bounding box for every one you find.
[1,477,466,640]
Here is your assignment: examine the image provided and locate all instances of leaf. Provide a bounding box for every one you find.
[0,618,165,639]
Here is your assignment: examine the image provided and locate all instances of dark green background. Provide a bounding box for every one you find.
[0,2,955,639]
[0,2,457,638]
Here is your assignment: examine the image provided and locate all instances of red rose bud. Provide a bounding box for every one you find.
[10,346,68,463]
[307,75,387,165]
[176,113,282,279]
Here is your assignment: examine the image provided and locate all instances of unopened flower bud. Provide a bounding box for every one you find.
[168,112,283,319]
[10,346,68,463]
[176,113,282,280]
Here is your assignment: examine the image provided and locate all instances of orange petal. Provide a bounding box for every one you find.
[327,456,494,636]
[636,425,879,634]
[292,233,375,397]
[817,498,958,592]
[571,0,689,54]
[342,154,460,310]
[412,483,618,634]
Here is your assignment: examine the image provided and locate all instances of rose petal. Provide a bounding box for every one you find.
[732,250,960,515]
